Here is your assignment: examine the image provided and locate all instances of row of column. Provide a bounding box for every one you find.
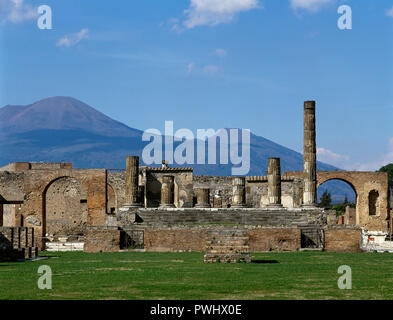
[126,99,317,209]
[124,156,284,209]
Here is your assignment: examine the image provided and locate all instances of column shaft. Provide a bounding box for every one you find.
[195,188,211,208]
[125,156,142,207]
[160,176,175,208]
[232,177,246,208]
[267,158,282,207]
[303,101,317,206]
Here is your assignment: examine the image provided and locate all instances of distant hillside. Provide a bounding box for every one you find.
[0,96,355,202]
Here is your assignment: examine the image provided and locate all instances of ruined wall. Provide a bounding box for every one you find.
[145,169,193,208]
[317,171,389,231]
[45,177,88,240]
[324,226,362,252]
[84,227,121,253]
[144,228,206,252]
[0,171,24,203]
[141,226,301,253]
[344,206,356,225]
[107,171,126,211]
[285,171,390,231]
[248,227,301,251]
[21,168,107,249]
[2,204,21,227]
[193,176,232,207]
[193,176,302,209]
[247,179,303,208]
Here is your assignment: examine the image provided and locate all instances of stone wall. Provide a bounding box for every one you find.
[287,170,390,231]
[144,169,194,208]
[107,171,126,212]
[193,176,233,208]
[247,179,303,208]
[21,168,107,249]
[84,227,121,252]
[248,227,301,251]
[45,177,88,240]
[144,226,301,253]
[324,226,362,252]
[0,171,24,203]
[193,176,303,209]
[144,228,206,252]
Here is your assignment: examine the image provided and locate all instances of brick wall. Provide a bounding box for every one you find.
[84,227,121,252]
[324,226,361,252]
[144,228,206,252]
[143,227,302,252]
[249,228,301,252]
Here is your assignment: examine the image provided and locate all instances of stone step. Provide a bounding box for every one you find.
[45,242,84,252]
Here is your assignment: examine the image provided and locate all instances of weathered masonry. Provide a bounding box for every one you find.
[0,101,391,256]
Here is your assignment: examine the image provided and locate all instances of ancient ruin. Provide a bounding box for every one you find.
[0,101,391,260]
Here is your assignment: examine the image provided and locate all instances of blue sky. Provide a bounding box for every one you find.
[0,0,392,171]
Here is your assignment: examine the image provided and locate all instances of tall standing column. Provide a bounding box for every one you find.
[232,177,246,208]
[303,101,317,207]
[267,158,283,207]
[125,156,142,208]
[195,188,211,208]
[160,175,175,208]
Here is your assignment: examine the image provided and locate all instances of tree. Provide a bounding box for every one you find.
[319,190,332,208]
[378,164,393,187]
[344,196,348,205]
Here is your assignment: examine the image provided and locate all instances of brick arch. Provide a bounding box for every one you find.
[42,176,87,242]
[316,171,389,231]
[317,176,358,198]
[21,168,107,249]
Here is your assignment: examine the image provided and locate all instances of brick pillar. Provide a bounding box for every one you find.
[125,156,142,208]
[267,158,283,207]
[303,101,317,207]
[232,177,246,208]
[160,176,175,208]
[195,188,211,208]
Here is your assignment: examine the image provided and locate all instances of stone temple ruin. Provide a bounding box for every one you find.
[0,101,392,261]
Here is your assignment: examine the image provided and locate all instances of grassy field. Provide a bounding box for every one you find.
[1,251,393,300]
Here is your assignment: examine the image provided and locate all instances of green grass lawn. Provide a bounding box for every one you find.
[1,251,393,300]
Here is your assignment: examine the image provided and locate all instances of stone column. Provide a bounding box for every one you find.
[195,188,211,208]
[267,158,283,207]
[160,175,175,208]
[125,156,142,208]
[303,101,317,207]
[232,177,246,208]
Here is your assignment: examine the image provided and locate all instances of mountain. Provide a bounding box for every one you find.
[0,96,354,202]
[0,96,141,138]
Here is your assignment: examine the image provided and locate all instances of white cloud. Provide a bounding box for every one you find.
[202,64,220,75]
[289,0,335,13]
[57,29,89,48]
[182,0,260,29]
[386,6,393,18]
[186,62,221,76]
[323,138,393,172]
[317,147,350,169]
[0,0,38,24]
[214,48,227,57]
